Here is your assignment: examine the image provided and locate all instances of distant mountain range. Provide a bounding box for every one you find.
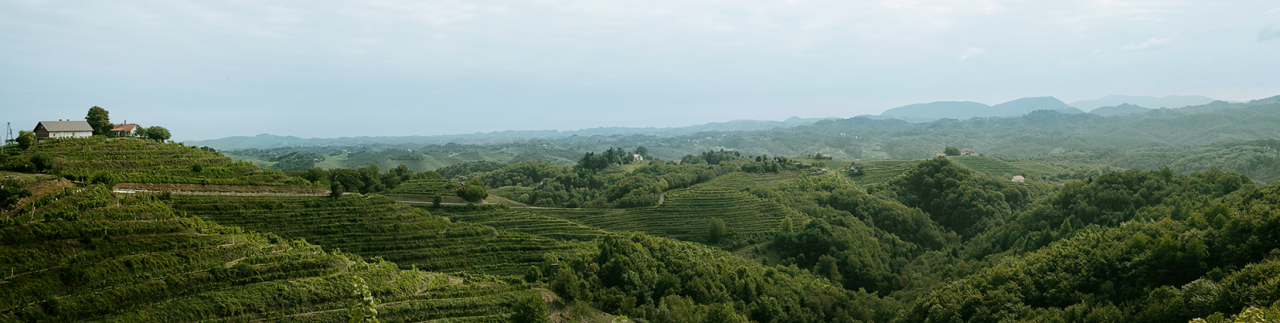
[873,94,1220,122]
[190,94,1274,151]
[1067,95,1217,111]
[186,116,836,149]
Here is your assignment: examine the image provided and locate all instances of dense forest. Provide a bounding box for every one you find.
[4,101,1280,322]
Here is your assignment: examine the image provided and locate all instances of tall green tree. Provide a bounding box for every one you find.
[457,178,489,202]
[944,146,961,156]
[815,255,843,285]
[16,130,35,149]
[30,152,56,172]
[707,218,728,243]
[86,106,112,136]
[144,126,171,142]
[330,181,345,200]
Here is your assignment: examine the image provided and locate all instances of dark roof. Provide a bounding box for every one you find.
[110,124,140,132]
[36,121,93,132]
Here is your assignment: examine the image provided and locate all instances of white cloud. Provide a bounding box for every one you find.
[1261,8,1280,41]
[1121,32,1182,51]
[959,47,988,61]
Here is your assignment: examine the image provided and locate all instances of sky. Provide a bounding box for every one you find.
[2,0,1279,141]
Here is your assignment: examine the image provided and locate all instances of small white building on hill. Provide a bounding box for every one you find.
[34,120,94,142]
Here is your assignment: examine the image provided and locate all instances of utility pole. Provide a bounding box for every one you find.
[2,122,9,153]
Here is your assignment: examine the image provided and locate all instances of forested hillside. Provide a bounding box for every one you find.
[216,96,1280,183]
[5,129,1280,322]
[1034,139,1280,184]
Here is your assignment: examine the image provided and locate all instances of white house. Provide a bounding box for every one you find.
[34,120,94,142]
[1011,175,1026,183]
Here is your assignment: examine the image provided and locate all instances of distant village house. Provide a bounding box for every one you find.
[108,121,141,138]
[961,148,975,156]
[34,120,93,142]
[936,153,947,157]
[633,154,644,161]
[1011,175,1025,183]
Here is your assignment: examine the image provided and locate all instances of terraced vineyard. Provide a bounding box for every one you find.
[171,195,587,276]
[386,179,473,204]
[948,156,1028,178]
[487,186,535,203]
[850,164,912,186]
[549,187,801,243]
[389,179,457,196]
[697,172,800,190]
[433,208,614,241]
[743,171,802,186]
[0,185,530,322]
[10,137,304,186]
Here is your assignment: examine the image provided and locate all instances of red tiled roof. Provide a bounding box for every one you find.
[110,124,140,132]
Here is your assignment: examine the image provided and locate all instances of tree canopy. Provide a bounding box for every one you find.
[85,106,112,136]
[16,131,35,149]
[457,177,489,202]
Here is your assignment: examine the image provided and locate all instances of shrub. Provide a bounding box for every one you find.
[509,292,548,323]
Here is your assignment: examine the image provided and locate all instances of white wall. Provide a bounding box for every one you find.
[49,131,93,138]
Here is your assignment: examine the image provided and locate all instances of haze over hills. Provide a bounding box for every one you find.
[190,94,1278,155]
[187,116,836,149]
[877,96,1081,122]
[875,95,1221,123]
[1068,94,1217,111]
[1089,103,1152,116]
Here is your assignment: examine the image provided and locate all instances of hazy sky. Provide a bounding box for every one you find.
[3,0,1279,140]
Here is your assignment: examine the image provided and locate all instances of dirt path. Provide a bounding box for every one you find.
[112,189,330,197]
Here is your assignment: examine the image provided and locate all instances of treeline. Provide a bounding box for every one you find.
[904,168,1280,322]
[537,233,899,323]
[720,156,1280,322]
[292,164,433,195]
[1034,139,1280,184]
[476,148,800,208]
